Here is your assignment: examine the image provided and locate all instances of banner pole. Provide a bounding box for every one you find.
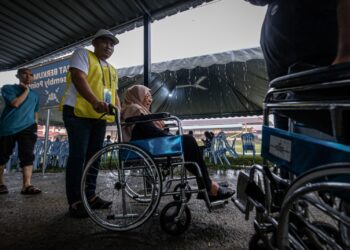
[42,109,51,175]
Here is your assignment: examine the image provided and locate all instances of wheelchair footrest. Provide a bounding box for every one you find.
[232,198,247,214]
[254,220,275,234]
[106,213,139,220]
[210,199,229,210]
[234,171,254,213]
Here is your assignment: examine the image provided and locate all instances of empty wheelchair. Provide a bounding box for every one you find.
[233,62,350,249]
[80,109,229,235]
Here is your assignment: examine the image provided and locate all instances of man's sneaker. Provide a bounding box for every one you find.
[89,196,112,209]
[0,185,8,194]
[69,202,88,219]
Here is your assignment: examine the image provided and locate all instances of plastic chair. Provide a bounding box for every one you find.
[33,140,45,170]
[5,143,19,173]
[58,141,69,168]
[241,133,256,158]
[204,136,220,164]
[47,140,61,167]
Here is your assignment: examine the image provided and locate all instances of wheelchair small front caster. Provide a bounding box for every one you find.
[172,183,192,202]
[249,233,266,250]
[160,201,191,235]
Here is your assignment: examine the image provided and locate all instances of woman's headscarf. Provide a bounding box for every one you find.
[121,85,164,141]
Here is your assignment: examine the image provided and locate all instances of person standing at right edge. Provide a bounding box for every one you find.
[246,0,350,130]
[60,29,120,218]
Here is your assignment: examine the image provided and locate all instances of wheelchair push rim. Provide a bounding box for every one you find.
[81,143,162,232]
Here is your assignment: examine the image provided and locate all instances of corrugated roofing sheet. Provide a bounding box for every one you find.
[0,0,212,71]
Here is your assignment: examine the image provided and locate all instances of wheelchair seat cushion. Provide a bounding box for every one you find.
[270,62,350,89]
[129,135,183,157]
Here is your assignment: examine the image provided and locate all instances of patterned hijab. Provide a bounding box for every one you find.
[121,85,164,141]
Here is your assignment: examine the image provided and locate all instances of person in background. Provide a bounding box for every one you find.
[121,85,234,202]
[202,131,214,149]
[104,135,113,146]
[199,131,214,158]
[60,29,120,218]
[188,130,194,137]
[0,68,41,195]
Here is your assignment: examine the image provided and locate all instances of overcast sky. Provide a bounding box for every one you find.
[0,0,266,86]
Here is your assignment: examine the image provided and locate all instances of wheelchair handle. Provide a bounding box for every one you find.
[108,103,117,115]
[96,104,123,142]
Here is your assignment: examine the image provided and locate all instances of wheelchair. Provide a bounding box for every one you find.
[233,62,350,249]
[80,110,229,235]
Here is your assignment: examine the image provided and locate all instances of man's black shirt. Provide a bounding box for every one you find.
[260,0,338,80]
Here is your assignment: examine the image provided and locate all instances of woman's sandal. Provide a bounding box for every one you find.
[21,185,41,195]
[208,187,235,202]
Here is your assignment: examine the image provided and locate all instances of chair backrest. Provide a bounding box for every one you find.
[59,141,69,156]
[34,140,44,154]
[241,133,255,150]
[48,141,61,155]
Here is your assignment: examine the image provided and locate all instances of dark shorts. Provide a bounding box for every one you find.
[0,123,38,167]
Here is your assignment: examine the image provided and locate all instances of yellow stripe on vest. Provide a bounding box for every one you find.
[60,50,118,123]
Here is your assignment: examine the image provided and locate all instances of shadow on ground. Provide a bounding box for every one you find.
[0,171,253,250]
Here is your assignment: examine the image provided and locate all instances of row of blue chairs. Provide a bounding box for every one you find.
[5,139,69,171]
[5,138,115,172]
[203,132,256,165]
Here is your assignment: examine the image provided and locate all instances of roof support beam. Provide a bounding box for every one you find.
[143,14,151,87]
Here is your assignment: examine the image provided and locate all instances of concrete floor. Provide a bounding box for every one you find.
[0,170,254,250]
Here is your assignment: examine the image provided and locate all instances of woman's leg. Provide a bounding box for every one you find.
[182,135,212,191]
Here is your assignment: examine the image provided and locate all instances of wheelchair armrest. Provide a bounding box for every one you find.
[124,112,171,123]
[270,61,350,89]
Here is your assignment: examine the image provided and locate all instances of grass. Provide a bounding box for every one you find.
[205,155,262,170]
[33,165,65,173]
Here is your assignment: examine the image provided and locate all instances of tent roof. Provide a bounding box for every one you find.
[118,47,268,119]
[0,0,212,71]
[0,47,268,124]
[119,47,264,77]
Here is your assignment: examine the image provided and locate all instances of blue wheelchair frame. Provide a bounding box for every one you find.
[80,110,228,235]
[233,62,350,249]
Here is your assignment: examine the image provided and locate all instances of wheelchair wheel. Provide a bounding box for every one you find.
[172,183,192,202]
[124,162,157,203]
[81,143,162,232]
[276,164,350,250]
[160,201,191,235]
[339,201,350,248]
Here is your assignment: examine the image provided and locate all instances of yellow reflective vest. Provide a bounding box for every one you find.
[60,50,118,123]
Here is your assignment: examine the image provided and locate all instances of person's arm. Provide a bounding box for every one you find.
[333,0,350,64]
[131,121,169,141]
[10,84,29,108]
[70,68,109,113]
[35,112,39,123]
[115,90,121,109]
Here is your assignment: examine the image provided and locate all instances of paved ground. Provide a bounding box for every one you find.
[0,170,254,250]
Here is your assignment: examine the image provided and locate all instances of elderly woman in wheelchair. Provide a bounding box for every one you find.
[121,85,234,201]
[233,62,350,249]
[79,84,234,235]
